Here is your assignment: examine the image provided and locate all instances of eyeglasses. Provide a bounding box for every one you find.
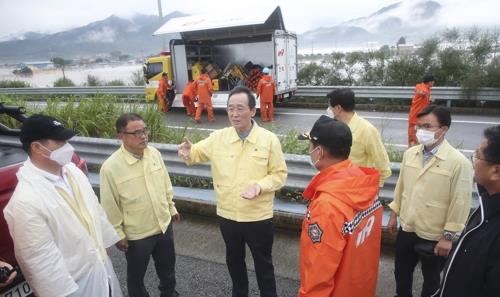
[471,150,496,164]
[121,127,150,137]
[415,124,441,131]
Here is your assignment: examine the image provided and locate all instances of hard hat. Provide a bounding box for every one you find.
[262,67,271,74]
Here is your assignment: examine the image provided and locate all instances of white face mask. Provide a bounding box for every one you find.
[308,146,321,169]
[326,107,334,119]
[39,142,75,166]
[416,129,438,146]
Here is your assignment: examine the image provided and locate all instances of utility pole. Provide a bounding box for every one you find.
[157,0,166,51]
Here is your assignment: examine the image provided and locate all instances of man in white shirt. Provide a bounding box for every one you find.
[3,114,122,297]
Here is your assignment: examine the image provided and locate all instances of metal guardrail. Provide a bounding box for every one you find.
[1,86,499,105]
[0,135,400,203]
[296,86,500,107]
[0,86,144,95]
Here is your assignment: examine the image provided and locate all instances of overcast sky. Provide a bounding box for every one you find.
[0,0,498,38]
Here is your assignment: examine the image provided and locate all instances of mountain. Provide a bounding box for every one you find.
[0,11,187,63]
[1,1,496,62]
[298,0,443,53]
[0,31,49,42]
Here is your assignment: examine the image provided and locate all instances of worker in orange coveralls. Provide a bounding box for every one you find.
[408,74,435,147]
[182,80,196,117]
[297,115,383,297]
[194,69,215,123]
[156,72,172,113]
[256,67,276,122]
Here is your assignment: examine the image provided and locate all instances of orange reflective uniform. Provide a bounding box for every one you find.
[156,77,171,113]
[257,75,276,122]
[408,82,432,146]
[182,81,196,116]
[299,160,382,297]
[194,73,215,122]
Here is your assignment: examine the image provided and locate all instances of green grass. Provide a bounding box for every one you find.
[0,80,30,88]
[53,77,75,87]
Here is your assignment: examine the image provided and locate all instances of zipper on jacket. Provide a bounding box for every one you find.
[434,184,484,297]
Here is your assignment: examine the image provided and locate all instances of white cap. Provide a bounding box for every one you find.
[262,67,271,74]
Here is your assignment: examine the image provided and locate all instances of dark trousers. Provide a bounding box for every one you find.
[394,229,446,297]
[125,223,176,297]
[219,217,277,297]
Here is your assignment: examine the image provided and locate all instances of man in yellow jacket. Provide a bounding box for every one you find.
[387,106,473,297]
[178,86,288,297]
[100,113,180,297]
[326,88,392,186]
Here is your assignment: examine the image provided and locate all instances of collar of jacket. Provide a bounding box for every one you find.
[413,138,452,161]
[17,158,76,190]
[228,120,259,144]
[25,157,68,183]
[478,184,500,219]
[347,112,361,131]
[120,144,149,165]
[417,82,431,91]
[303,159,353,200]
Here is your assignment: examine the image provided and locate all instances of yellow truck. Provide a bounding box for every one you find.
[143,6,297,109]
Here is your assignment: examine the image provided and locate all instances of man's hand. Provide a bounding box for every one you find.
[387,212,399,236]
[115,238,129,252]
[172,213,181,222]
[434,238,453,257]
[178,137,192,160]
[0,261,17,288]
[241,184,261,200]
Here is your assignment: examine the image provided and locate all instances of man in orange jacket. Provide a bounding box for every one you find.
[257,67,276,122]
[408,74,435,147]
[156,72,172,113]
[194,69,215,123]
[182,80,196,116]
[298,115,382,297]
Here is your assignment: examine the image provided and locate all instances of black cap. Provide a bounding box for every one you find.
[298,115,352,148]
[20,114,76,144]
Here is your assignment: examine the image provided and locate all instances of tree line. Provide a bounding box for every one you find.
[297,28,500,90]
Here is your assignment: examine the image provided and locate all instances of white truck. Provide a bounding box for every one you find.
[146,6,297,108]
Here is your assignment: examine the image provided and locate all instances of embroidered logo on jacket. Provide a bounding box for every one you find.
[308,223,323,243]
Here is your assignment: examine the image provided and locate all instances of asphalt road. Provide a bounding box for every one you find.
[163,107,500,153]
[109,214,424,297]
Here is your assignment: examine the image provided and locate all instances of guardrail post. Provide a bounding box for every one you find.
[447,100,452,108]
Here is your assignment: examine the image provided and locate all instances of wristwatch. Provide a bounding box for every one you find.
[443,231,455,241]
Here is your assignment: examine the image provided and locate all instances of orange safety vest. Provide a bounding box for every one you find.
[408,82,431,125]
[194,74,213,103]
[299,160,382,297]
[257,75,275,103]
